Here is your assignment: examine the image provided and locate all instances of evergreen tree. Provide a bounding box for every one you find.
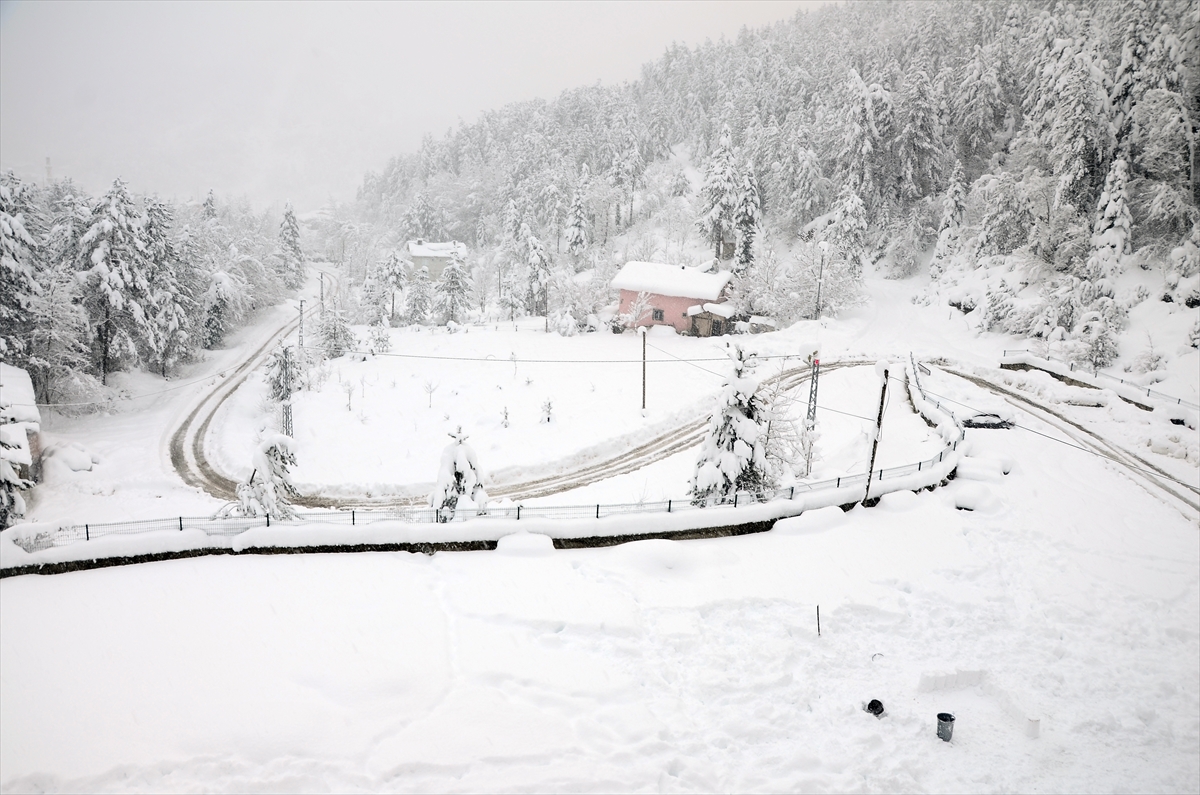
[202,271,240,348]
[0,174,39,362]
[931,161,967,276]
[201,189,218,220]
[405,265,432,323]
[690,343,775,506]
[1,435,34,529]
[26,260,91,404]
[732,165,761,274]
[1092,158,1133,258]
[1073,310,1119,373]
[826,186,869,279]
[1109,0,1154,156]
[429,426,488,522]
[953,43,1007,165]
[836,69,892,209]
[78,179,157,384]
[523,223,550,316]
[378,249,409,321]
[894,58,944,201]
[779,146,826,232]
[565,182,589,257]
[697,125,740,260]
[436,251,473,324]
[278,202,305,289]
[264,344,303,403]
[979,172,1034,256]
[235,434,299,519]
[144,198,192,375]
[318,308,354,358]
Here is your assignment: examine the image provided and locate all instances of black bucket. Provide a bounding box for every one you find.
[866,700,884,718]
[937,712,955,742]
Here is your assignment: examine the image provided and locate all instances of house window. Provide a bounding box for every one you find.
[652,308,665,322]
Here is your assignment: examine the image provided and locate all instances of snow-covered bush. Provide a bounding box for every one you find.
[319,309,354,359]
[429,427,488,522]
[1,435,34,529]
[235,434,299,520]
[690,343,775,506]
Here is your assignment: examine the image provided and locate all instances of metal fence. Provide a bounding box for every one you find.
[1002,350,1199,410]
[37,359,964,552]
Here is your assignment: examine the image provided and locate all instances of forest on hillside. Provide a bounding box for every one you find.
[2,0,1197,410]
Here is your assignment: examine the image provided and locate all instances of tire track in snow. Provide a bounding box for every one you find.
[943,367,1200,517]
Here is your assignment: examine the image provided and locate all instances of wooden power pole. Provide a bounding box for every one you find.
[863,364,888,505]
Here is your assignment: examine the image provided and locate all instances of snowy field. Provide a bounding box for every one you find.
[3,271,1198,793]
[2,418,1196,793]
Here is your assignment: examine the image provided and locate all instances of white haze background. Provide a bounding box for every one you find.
[0,0,820,211]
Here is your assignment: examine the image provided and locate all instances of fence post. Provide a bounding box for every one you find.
[596,504,600,519]
[85,524,89,541]
[734,492,738,507]
[179,517,183,531]
[668,499,672,512]
[266,514,270,528]
[517,505,521,520]
[837,477,841,488]
[790,487,794,499]
[352,510,356,526]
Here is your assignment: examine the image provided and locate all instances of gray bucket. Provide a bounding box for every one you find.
[937,712,955,742]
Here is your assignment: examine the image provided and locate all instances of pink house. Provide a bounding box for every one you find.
[611,261,735,336]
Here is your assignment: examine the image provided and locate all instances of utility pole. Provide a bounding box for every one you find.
[805,354,820,476]
[863,363,888,505]
[298,299,305,352]
[814,240,829,319]
[640,326,647,410]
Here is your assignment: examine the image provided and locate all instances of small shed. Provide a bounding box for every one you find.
[405,240,468,279]
[0,363,42,482]
[611,261,734,336]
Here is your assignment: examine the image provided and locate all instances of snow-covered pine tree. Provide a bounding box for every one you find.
[367,313,391,354]
[523,223,550,317]
[0,434,34,529]
[265,343,303,403]
[565,182,589,258]
[429,426,488,522]
[836,69,892,209]
[143,198,193,376]
[201,190,218,221]
[436,251,473,324]
[1073,310,1119,373]
[697,125,740,260]
[732,165,761,274]
[202,271,240,348]
[953,43,1008,166]
[235,434,300,520]
[278,202,305,289]
[894,55,944,201]
[378,249,409,321]
[26,259,91,405]
[826,185,869,279]
[689,343,775,506]
[319,308,354,358]
[0,174,39,362]
[405,265,432,324]
[780,146,826,233]
[1092,158,1133,273]
[78,179,157,384]
[931,160,967,277]
[979,171,1034,256]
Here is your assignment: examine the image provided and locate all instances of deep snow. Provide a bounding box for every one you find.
[2,265,1197,793]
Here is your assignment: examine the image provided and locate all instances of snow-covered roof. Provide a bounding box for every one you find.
[0,363,40,427]
[686,302,735,319]
[406,240,467,259]
[748,315,776,327]
[612,261,733,301]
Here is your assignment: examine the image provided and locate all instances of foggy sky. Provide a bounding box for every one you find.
[0,1,820,212]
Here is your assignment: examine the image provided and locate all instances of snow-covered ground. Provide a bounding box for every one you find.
[3,267,1198,793]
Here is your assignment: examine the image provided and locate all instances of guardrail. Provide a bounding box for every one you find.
[1001,350,1199,411]
[17,357,966,557]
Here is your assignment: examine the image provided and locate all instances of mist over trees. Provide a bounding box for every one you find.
[340,0,1195,355]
